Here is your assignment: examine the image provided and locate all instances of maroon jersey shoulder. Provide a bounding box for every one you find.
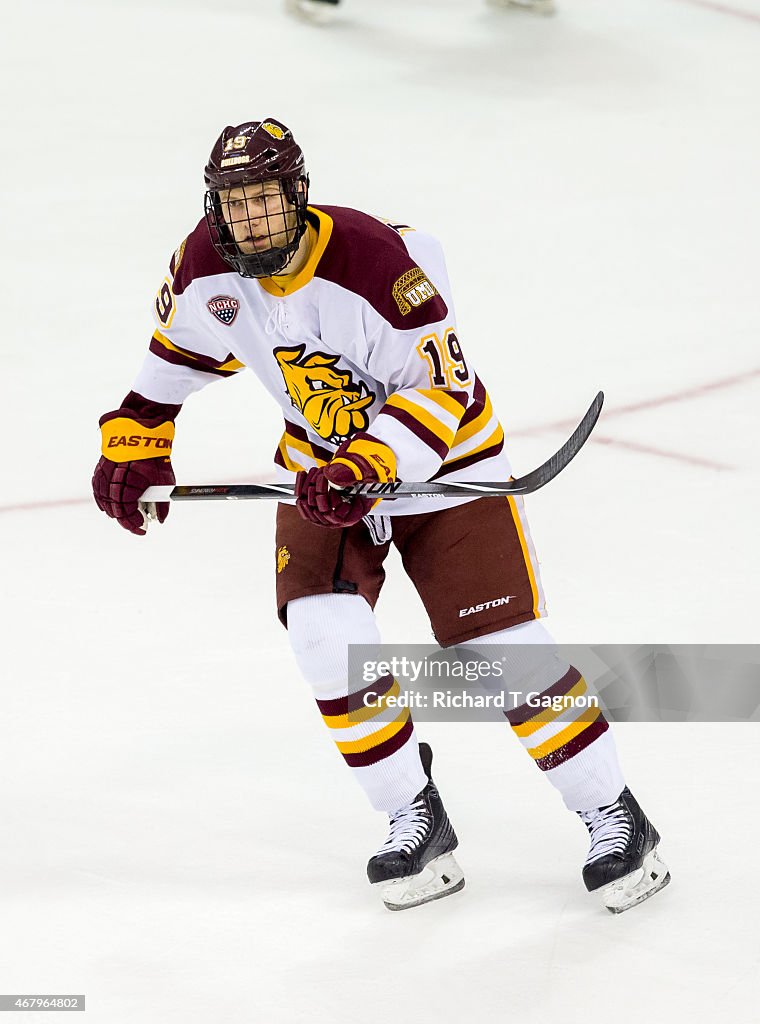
[312,206,449,330]
[171,218,231,297]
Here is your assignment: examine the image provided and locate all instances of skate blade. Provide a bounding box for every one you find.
[376,852,465,912]
[600,848,671,914]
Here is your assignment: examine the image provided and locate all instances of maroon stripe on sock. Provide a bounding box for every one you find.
[316,674,395,718]
[533,717,609,771]
[505,666,583,726]
[342,717,414,768]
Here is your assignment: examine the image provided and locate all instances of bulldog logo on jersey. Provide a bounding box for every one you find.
[207,295,240,326]
[274,345,375,443]
[392,267,439,316]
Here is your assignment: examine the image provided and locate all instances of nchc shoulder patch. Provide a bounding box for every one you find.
[207,295,240,326]
[392,267,439,316]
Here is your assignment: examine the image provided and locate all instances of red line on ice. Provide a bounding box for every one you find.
[2,368,756,515]
[517,366,760,435]
[0,496,94,515]
[590,435,731,471]
[0,481,262,517]
[511,367,759,470]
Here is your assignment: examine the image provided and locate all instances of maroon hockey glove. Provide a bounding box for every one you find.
[295,434,397,528]
[93,456,175,536]
[92,398,178,536]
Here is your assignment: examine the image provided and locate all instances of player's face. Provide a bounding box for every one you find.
[218,180,300,257]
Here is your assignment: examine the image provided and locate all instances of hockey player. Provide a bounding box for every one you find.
[92,118,669,913]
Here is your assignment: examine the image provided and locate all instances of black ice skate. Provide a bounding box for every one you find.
[578,786,671,914]
[367,743,464,911]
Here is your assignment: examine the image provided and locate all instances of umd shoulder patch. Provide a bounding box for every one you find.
[392,267,439,316]
[169,238,187,278]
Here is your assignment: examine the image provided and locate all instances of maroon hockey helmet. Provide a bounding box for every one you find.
[203,118,309,278]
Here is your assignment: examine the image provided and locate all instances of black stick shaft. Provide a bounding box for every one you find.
[140,392,604,504]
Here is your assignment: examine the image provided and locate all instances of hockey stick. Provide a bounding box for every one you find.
[140,391,603,504]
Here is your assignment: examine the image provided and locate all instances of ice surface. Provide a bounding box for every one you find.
[1,0,758,1021]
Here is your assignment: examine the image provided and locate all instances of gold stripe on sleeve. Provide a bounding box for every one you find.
[283,432,328,466]
[277,438,304,472]
[152,330,200,361]
[451,394,494,448]
[152,330,244,373]
[416,388,468,421]
[442,424,504,469]
[218,356,245,372]
[385,393,456,448]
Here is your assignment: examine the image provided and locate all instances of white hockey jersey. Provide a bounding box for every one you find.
[133,205,512,515]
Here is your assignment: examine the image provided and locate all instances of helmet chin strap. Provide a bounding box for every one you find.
[237,219,307,278]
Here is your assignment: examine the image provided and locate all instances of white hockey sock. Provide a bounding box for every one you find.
[464,621,625,811]
[287,593,426,813]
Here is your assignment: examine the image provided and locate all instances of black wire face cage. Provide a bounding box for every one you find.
[204,176,309,278]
